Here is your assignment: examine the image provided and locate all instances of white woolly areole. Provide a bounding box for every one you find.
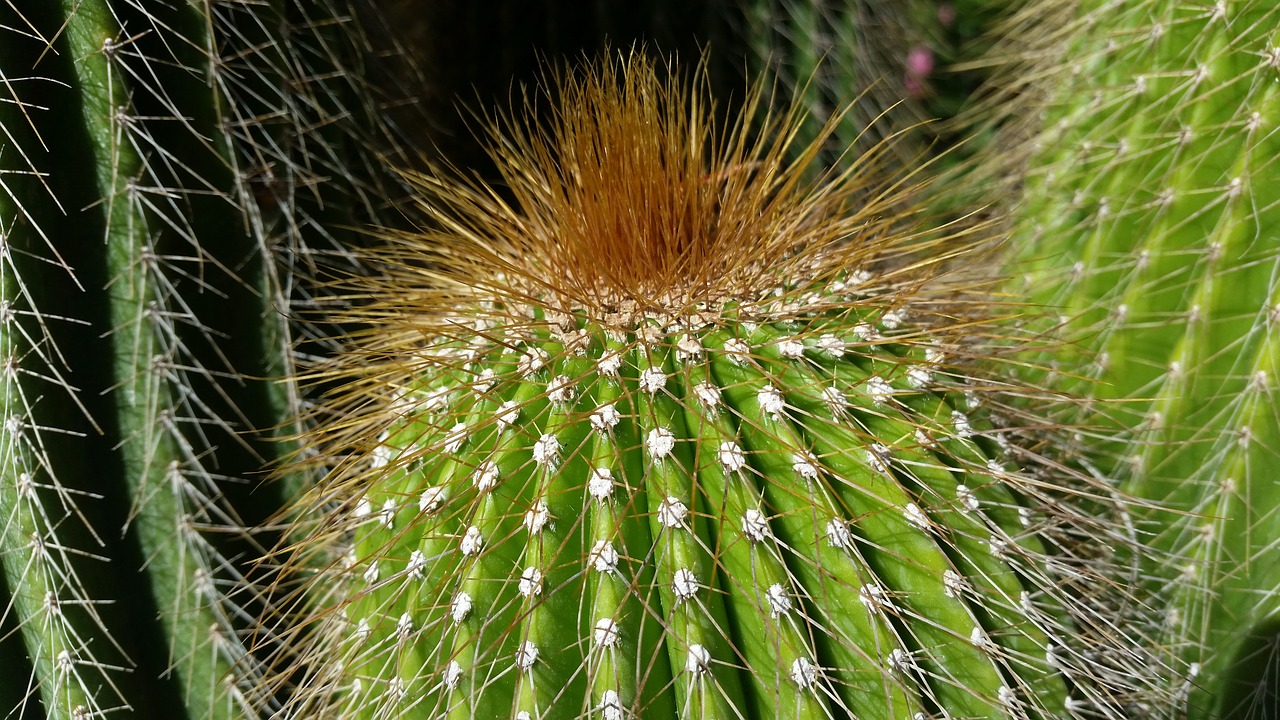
[826,519,853,549]
[889,648,912,673]
[638,367,667,394]
[419,486,447,513]
[591,403,621,432]
[723,337,751,364]
[988,535,1008,559]
[942,569,966,599]
[914,427,938,449]
[547,375,575,404]
[996,687,1022,714]
[355,617,372,641]
[881,309,905,329]
[757,384,786,418]
[599,690,623,720]
[473,461,499,491]
[598,350,623,376]
[672,568,699,602]
[694,382,722,408]
[956,484,979,512]
[515,641,539,671]
[532,433,561,467]
[460,526,484,556]
[396,612,414,640]
[685,644,711,675]
[859,583,890,614]
[821,386,846,413]
[444,423,467,453]
[792,452,819,481]
[589,540,619,573]
[657,497,689,528]
[903,503,930,531]
[518,348,549,376]
[362,562,380,585]
[970,626,990,649]
[518,567,544,597]
[379,499,397,528]
[451,592,473,623]
[866,443,891,474]
[443,661,463,690]
[496,401,520,431]
[816,334,845,357]
[676,334,703,361]
[778,338,806,359]
[647,427,676,459]
[355,497,372,519]
[718,441,746,472]
[593,618,620,648]
[406,550,427,579]
[952,410,973,438]
[473,368,497,395]
[765,583,792,617]
[523,500,551,534]
[866,376,894,404]
[370,444,393,470]
[423,386,450,414]
[742,509,771,542]
[907,366,932,388]
[790,657,818,688]
[588,466,614,500]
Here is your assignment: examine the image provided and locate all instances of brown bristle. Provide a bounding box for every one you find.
[365,52,948,331]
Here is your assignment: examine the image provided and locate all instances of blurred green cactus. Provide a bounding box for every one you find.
[985,0,1280,717]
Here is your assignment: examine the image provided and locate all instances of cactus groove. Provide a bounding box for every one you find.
[274,53,1161,720]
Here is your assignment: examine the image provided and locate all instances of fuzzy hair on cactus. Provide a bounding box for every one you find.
[264,52,1169,720]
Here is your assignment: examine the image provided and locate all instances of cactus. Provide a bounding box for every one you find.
[267,52,1167,720]
[0,1,421,716]
[980,0,1280,716]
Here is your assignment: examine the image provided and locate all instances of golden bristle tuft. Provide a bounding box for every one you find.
[356,51,972,333]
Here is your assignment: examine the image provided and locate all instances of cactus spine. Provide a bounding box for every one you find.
[272,53,1164,720]
[986,0,1280,715]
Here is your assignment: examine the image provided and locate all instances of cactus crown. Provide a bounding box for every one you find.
[265,52,1166,720]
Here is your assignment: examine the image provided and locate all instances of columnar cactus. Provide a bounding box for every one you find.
[983,0,1280,716]
[0,1,420,717]
[273,53,1165,720]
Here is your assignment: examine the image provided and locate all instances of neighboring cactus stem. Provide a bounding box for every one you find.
[984,0,1280,715]
[270,52,1163,720]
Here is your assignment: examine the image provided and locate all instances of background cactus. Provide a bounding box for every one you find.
[976,0,1280,717]
[0,0,422,716]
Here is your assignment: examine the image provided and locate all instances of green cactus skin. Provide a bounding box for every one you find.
[274,53,1165,720]
[988,0,1280,716]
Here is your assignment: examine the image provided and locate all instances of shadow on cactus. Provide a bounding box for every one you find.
[262,52,1167,719]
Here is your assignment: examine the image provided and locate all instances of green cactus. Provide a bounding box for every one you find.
[268,52,1167,720]
[0,0,422,716]
[983,0,1280,716]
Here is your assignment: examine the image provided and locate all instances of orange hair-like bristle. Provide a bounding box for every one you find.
[348,51,983,334]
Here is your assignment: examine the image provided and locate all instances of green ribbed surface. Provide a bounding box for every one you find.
[290,295,1102,720]
[1006,1,1280,716]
